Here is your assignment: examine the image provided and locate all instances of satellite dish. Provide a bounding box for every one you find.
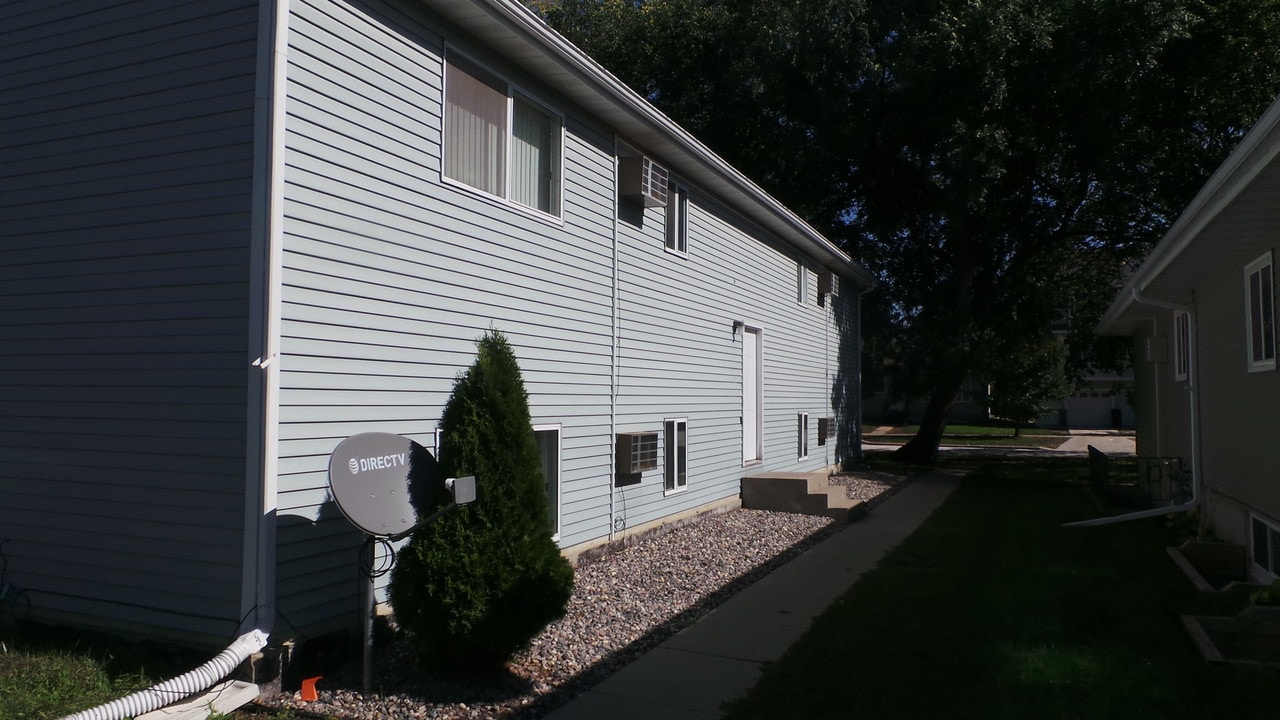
[328,433,439,537]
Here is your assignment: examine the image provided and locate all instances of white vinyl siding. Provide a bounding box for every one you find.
[277,0,613,631]
[0,0,259,644]
[444,49,562,216]
[1245,252,1275,372]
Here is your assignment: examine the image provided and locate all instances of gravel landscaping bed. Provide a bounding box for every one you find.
[254,469,909,720]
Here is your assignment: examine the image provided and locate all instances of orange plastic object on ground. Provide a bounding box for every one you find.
[300,676,322,702]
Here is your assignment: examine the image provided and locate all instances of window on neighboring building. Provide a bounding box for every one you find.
[1252,515,1280,578]
[665,181,688,254]
[444,50,562,216]
[1245,252,1276,372]
[1173,311,1190,381]
[664,418,687,493]
[797,412,809,460]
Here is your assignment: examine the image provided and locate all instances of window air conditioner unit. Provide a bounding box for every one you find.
[818,417,835,445]
[616,431,659,475]
[619,156,669,208]
[817,271,839,296]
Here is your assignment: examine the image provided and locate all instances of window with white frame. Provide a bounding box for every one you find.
[533,425,562,539]
[665,181,688,254]
[797,412,809,460]
[664,418,687,492]
[444,50,562,216]
[1245,252,1276,371]
[1173,311,1190,381]
[796,260,807,305]
[1252,515,1280,578]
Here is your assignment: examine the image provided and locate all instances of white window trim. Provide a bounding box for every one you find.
[665,181,688,256]
[533,423,562,542]
[1173,311,1190,382]
[1251,513,1280,582]
[1244,252,1276,372]
[442,47,565,223]
[797,260,808,305]
[663,417,688,496]
[797,412,809,460]
[741,323,765,466]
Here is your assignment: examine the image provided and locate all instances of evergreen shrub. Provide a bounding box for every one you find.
[389,330,574,671]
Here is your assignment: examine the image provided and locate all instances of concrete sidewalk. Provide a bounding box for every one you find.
[543,469,964,720]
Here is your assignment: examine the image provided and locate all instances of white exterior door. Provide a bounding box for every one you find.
[742,327,762,463]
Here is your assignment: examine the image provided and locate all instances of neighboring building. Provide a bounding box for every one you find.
[1,0,872,648]
[1097,92,1280,582]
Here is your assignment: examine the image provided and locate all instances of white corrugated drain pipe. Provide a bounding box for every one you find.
[1066,288,1200,527]
[57,627,270,720]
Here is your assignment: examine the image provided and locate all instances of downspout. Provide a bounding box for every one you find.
[57,2,288,719]
[1066,288,1201,526]
[608,141,620,540]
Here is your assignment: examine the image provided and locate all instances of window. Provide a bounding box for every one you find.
[1245,253,1275,371]
[664,418,687,493]
[742,326,763,464]
[796,260,807,305]
[444,50,562,216]
[665,181,688,254]
[797,413,809,460]
[1252,515,1280,579]
[533,425,562,539]
[1173,311,1190,381]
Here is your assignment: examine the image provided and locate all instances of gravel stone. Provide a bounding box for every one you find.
[256,469,908,720]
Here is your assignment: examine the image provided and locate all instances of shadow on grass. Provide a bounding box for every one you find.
[721,456,1280,720]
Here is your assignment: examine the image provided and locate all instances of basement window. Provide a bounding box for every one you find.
[664,418,687,493]
[1252,515,1280,579]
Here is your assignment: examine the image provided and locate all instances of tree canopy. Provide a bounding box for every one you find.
[533,0,1280,461]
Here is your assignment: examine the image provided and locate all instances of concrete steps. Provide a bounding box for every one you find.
[741,471,868,521]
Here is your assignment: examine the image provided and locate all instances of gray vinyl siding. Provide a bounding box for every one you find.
[1194,242,1280,518]
[613,190,855,531]
[274,0,616,629]
[0,1,259,643]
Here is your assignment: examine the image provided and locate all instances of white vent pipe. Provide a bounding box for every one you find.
[57,628,269,720]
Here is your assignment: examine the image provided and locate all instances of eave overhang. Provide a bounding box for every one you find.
[422,0,876,290]
[1097,94,1280,336]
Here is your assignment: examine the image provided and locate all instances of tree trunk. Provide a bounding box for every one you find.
[894,380,963,463]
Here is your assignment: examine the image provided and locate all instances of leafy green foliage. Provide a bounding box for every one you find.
[987,338,1072,434]
[389,331,573,672]
[533,0,1280,461]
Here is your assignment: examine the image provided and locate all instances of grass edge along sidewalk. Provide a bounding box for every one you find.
[723,457,1280,720]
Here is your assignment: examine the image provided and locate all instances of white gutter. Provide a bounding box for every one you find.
[1067,288,1200,526]
[240,0,288,634]
[608,139,620,540]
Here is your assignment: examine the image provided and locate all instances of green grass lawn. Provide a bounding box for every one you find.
[723,457,1280,720]
[864,424,1073,449]
[0,623,214,720]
